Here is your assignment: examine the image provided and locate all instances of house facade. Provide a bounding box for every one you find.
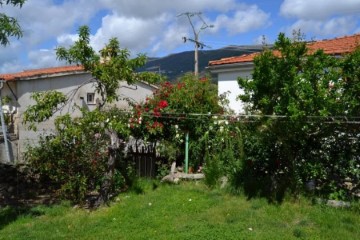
[0,65,156,162]
[208,34,360,114]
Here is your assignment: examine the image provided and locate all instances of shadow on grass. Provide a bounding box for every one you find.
[230,169,291,204]
[0,206,45,230]
[0,163,59,230]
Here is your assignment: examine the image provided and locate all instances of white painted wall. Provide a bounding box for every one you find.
[217,67,252,114]
[3,72,155,162]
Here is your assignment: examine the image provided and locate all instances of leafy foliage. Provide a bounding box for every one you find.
[129,74,225,169]
[202,117,244,188]
[56,26,159,105]
[238,32,360,201]
[0,0,26,46]
[24,26,158,204]
[25,108,131,203]
[22,91,67,130]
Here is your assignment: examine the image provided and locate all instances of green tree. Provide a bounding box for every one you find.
[24,26,159,205]
[0,0,26,46]
[129,74,233,176]
[238,33,360,201]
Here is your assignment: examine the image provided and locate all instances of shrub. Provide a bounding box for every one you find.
[129,74,225,170]
[203,117,244,188]
[24,108,132,203]
[237,33,360,201]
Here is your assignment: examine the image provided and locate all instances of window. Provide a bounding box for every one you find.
[86,93,95,104]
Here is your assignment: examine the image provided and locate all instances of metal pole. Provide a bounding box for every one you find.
[178,12,213,76]
[184,131,189,173]
[0,80,12,163]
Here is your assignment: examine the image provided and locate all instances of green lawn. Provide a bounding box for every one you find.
[1,181,359,240]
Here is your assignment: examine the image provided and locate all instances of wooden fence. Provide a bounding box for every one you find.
[127,143,158,178]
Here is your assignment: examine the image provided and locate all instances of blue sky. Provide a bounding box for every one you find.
[1,0,359,73]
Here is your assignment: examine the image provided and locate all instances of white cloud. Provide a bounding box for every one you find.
[4,0,100,46]
[0,42,23,73]
[0,0,272,73]
[212,5,270,35]
[150,24,189,54]
[280,0,360,39]
[56,34,79,48]
[0,61,24,74]
[98,0,237,18]
[27,49,62,70]
[280,0,360,20]
[253,35,268,45]
[284,17,358,38]
[91,13,169,54]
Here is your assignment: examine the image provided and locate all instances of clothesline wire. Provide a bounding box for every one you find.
[114,110,360,124]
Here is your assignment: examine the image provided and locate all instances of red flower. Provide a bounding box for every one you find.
[158,100,168,109]
[199,77,208,82]
[177,83,184,89]
[152,121,163,129]
[153,107,161,117]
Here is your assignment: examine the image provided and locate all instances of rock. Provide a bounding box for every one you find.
[326,200,350,208]
[161,162,205,183]
[170,162,177,174]
[220,176,228,189]
[161,174,175,183]
[161,172,204,183]
[173,178,180,184]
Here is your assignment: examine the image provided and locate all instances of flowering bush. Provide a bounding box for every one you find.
[202,116,244,188]
[238,33,360,201]
[130,74,225,169]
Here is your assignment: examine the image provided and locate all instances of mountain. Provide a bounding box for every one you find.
[139,45,266,81]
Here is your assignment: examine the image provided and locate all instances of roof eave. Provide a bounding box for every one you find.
[11,70,88,81]
[207,61,254,73]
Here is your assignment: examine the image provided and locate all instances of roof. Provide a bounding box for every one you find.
[209,34,360,66]
[0,65,159,90]
[0,65,85,81]
[208,52,259,66]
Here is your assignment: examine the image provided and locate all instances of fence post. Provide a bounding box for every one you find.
[184,131,189,173]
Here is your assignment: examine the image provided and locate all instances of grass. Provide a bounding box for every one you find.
[1,180,360,239]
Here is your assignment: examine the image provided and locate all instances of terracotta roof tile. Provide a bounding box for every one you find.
[208,52,259,65]
[209,34,360,66]
[0,65,85,81]
[307,34,360,54]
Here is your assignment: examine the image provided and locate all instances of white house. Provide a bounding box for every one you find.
[0,65,157,162]
[208,34,360,114]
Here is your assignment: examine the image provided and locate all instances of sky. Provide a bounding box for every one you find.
[1,0,359,73]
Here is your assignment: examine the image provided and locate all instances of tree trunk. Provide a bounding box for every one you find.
[95,129,119,206]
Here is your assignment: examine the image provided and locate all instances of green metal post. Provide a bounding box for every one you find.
[185,131,189,173]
